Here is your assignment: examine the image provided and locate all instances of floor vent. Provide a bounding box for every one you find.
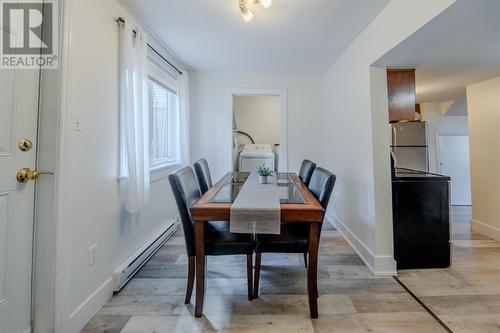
[112,217,179,292]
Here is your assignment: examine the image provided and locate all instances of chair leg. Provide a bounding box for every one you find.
[185,256,195,304]
[253,252,262,299]
[303,252,308,268]
[246,254,253,301]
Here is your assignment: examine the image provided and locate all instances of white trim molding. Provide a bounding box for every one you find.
[472,219,500,241]
[67,277,114,333]
[225,88,288,172]
[326,212,397,276]
[54,0,75,331]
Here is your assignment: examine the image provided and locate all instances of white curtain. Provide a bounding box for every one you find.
[178,71,190,165]
[118,21,150,214]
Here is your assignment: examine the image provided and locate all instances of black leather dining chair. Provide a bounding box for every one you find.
[168,166,254,303]
[299,159,317,186]
[193,158,213,195]
[253,167,336,298]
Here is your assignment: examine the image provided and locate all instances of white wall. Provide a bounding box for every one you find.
[321,0,455,275]
[466,76,500,241]
[55,0,182,331]
[234,96,280,146]
[190,72,323,180]
[420,102,469,173]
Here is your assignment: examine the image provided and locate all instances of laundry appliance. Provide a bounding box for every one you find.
[238,144,275,172]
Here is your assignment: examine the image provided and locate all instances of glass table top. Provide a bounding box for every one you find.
[209,173,306,204]
[229,172,250,184]
[277,173,295,184]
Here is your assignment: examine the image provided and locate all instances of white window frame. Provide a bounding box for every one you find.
[148,56,180,171]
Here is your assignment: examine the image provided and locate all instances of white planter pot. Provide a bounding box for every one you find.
[259,175,268,184]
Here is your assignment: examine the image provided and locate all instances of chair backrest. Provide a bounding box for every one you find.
[168,166,201,257]
[308,167,336,210]
[193,158,213,195]
[299,159,317,186]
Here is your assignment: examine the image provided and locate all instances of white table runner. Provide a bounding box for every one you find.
[230,172,281,234]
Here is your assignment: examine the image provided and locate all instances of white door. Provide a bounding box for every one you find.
[438,135,472,206]
[0,48,40,333]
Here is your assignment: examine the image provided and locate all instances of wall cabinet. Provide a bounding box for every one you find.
[387,69,416,122]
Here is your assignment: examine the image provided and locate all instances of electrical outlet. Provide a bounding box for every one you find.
[89,244,97,266]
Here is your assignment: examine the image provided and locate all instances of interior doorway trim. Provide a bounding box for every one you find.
[225,88,288,172]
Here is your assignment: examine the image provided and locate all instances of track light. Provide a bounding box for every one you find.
[239,0,273,22]
[239,1,254,22]
[259,0,272,8]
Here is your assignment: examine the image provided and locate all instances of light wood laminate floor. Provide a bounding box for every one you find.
[83,206,500,333]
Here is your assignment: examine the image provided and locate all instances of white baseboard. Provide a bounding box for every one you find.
[326,212,397,276]
[67,219,180,333]
[472,219,500,241]
[68,277,114,333]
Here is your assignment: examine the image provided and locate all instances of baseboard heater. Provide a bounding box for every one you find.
[112,217,179,292]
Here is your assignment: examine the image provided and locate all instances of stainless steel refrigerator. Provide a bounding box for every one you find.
[390,121,429,172]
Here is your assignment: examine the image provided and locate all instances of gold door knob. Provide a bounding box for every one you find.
[18,138,33,152]
[16,168,54,183]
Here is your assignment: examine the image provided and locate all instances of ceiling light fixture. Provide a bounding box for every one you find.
[239,0,272,22]
[259,0,272,9]
[239,0,254,22]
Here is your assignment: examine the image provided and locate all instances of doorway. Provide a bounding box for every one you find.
[233,95,280,172]
[226,89,288,173]
[437,135,472,206]
[369,0,500,260]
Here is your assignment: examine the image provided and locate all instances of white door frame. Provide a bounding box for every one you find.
[225,88,288,172]
[30,1,64,332]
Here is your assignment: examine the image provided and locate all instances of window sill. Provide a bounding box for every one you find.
[150,163,181,183]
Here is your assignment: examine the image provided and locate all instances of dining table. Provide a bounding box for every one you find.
[190,172,325,319]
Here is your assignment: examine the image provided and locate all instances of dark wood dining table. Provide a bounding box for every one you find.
[190,172,325,319]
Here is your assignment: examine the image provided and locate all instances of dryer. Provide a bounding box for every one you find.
[238,144,275,172]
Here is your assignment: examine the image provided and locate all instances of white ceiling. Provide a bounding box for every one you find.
[118,0,389,74]
[374,0,500,111]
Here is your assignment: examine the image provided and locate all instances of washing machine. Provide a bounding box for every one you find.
[238,144,275,172]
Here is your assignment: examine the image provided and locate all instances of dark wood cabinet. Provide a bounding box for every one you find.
[387,69,416,122]
[392,175,451,269]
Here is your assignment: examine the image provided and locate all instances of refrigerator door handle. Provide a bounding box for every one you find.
[391,125,397,154]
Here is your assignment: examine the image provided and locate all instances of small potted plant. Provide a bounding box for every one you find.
[256,164,273,184]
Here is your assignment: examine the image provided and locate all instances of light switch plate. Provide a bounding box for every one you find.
[74,112,82,132]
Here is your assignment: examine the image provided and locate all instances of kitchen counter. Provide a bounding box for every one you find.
[394,167,451,181]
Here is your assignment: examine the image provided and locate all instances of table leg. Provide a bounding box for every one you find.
[194,220,206,318]
[308,222,319,319]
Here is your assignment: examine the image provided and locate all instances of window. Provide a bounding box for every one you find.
[148,55,180,169]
